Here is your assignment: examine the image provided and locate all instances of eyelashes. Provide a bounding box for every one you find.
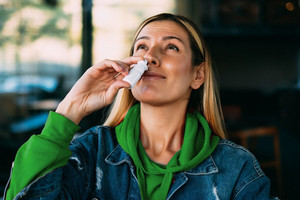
[166,44,179,51]
[136,44,147,51]
[135,43,180,52]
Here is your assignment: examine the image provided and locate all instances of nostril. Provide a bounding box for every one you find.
[151,60,157,65]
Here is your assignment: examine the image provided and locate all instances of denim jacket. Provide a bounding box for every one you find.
[6,125,277,200]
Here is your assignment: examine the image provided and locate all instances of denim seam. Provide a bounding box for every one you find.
[232,174,265,199]
[13,169,56,199]
[128,166,140,199]
[218,140,264,175]
[184,156,219,175]
[167,173,188,200]
[11,136,89,199]
[24,182,59,199]
[3,162,13,200]
[218,139,266,199]
[71,125,111,143]
[105,145,134,167]
[70,140,92,195]
[13,146,76,199]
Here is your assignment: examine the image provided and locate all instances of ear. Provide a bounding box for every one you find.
[190,62,205,90]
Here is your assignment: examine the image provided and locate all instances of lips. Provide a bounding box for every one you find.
[142,71,166,79]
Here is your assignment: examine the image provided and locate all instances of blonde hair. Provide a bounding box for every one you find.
[104,13,226,139]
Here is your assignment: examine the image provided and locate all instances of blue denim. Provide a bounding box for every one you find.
[6,126,278,200]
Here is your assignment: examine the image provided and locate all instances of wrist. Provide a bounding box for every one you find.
[55,98,85,125]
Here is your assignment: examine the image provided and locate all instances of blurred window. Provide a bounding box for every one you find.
[0,0,82,89]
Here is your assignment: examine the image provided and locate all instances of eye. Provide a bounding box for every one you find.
[166,44,179,51]
[136,44,147,51]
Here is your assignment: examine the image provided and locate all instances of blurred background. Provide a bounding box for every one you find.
[0,0,299,199]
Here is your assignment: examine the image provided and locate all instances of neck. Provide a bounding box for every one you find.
[139,102,188,164]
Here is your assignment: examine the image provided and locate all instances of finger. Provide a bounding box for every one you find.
[113,56,144,77]
[105,80,131,103]
[114,61,130,76]
[113,72,122,79]
[113,72,129,81]
[119,56,144,66]
[93,59,129,75]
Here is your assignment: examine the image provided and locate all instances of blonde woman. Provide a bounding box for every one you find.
[4,13,276,200]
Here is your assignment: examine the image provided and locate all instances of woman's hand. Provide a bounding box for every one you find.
[55,57,142,124]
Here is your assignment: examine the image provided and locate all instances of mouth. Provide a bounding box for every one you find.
[142,71,166,79]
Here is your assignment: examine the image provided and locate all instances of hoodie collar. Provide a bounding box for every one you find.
[105,145,218,175]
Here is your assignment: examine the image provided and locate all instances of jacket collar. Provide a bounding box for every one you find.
[105,145,218,175]
[184,155,218,175]
[105,145,133,166]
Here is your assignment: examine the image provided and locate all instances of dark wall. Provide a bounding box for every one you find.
[207,35,299,90]
[182,0,300,199]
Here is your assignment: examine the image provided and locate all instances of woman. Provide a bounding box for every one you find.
[4,13,276,200]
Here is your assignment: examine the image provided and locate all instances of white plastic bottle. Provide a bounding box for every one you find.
[123,60,148,89]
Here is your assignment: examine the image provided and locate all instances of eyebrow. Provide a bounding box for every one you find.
[135,35,184,44]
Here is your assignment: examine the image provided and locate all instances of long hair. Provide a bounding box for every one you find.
[104,13,226,139]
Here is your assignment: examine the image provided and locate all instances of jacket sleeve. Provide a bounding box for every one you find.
[231,152,280,200]
[4,111,80,200]
[233,175,279,200]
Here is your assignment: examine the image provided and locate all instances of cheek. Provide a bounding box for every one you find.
[166,60,194,83]
[132,51,143,57]
[131,84,151,100]
[131,86,141,97]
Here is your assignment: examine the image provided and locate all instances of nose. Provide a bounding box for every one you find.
[143,48,160,67]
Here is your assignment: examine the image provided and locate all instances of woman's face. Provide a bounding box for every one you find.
[131,20,200,106]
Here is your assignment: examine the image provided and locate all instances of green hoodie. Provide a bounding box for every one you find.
[5,111,80,200]
[116,104,220,200]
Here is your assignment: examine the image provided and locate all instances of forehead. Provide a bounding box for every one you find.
[137,20,189,41]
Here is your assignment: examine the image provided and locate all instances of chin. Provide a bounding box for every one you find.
[132,85,159,99]
[132,92,165,106]
[133,95,161,104]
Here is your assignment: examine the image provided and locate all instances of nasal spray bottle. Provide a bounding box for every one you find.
[123,60,148,89]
